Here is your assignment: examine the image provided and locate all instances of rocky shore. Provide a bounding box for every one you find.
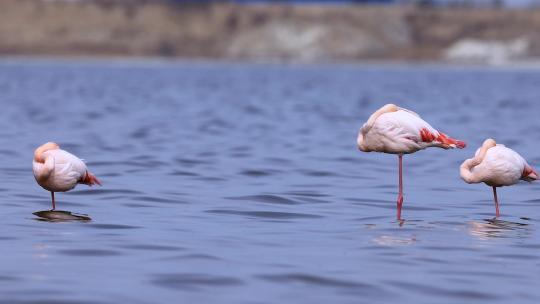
[2,0,540,63]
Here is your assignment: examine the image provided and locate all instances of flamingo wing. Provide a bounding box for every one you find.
[358,104,465,154]
[390,110,465,149]
[45,149,88,190]
[466,144,536,186]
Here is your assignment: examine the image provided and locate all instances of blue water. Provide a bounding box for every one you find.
[0,60,539,303]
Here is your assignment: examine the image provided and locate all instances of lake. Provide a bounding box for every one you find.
[0,59,539,303]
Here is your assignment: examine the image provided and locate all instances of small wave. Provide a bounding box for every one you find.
[285,191,329,197]
[298,169,336,177]
[239,169,277,177]
[0,149,17,156]
[87,224,141,230]
[385,281,498,300]
[59,249,121,257]
[195,176,226,182]
[226,194,299,205]
[168,170,199,176]
[206,209,322,219]
[174,157,210,166]
[152,273,243,290]
[132,196,186,204]
[257,273,376,289]
[163,254,221,261]
[0,300,106,304]
[264,157,292,165]
[0,275,19,281]
[68,189,143,196]
[122,203,154,208]
[119,244,183,252]
[0,236,18,241]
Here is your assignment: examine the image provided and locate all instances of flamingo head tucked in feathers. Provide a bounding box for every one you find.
[460,138,497,184]
[34,142,60,163]
[357,104,400,152]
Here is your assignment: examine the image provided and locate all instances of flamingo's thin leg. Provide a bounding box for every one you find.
[51,192,56,211]
[397,154,404,220]
[492,186,500,218]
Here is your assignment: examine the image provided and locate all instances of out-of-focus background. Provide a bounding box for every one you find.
[2,0,540,64]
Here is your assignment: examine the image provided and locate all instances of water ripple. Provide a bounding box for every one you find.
[257,273,378,290]
[59,249,122,257]
[68,189,143,196]
[152,273,243,290]
[0,300,107,304]
[384,281,498,300]
[87,224,141,230]
[226,194,300,205]
[206,209,323,219]
[0,275,19,281]
[131,196,186,204]
[239,169,278,177]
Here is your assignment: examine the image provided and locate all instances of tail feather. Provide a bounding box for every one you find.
[522,166,539,182]
[81,171,102,186]
[420,128,466,149]
[438,132,466,149]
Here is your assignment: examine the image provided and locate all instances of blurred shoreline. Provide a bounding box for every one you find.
[2,1,540,64]
[6,56,540,71]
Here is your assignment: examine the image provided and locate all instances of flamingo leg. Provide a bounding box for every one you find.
[51,192,56,211]
[397,154,404,220]
[492,186,500,218]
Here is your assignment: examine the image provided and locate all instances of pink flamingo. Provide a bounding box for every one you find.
[33,142,101,210]
[460,138,538,217]
[357,104,466,219]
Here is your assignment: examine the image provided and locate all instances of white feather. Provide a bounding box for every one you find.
[466,145,529,187]
[33,149,88,192]
[358,109,441,154]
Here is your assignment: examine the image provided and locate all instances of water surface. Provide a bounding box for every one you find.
[0,60,539,303]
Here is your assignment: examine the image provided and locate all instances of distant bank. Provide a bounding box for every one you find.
[1,0,540,63]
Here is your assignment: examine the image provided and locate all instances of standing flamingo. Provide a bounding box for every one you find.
[460,138,538,217]
[33,142,101,210]
[357,104,466,219]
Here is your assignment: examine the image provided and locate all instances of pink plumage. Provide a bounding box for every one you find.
[33,142,101,210]
[460,138,538,217]
[357,104,466,219]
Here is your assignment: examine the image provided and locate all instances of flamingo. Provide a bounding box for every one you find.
[357,104,466,219]
[33,142,101,210]
[460,138,538,217]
